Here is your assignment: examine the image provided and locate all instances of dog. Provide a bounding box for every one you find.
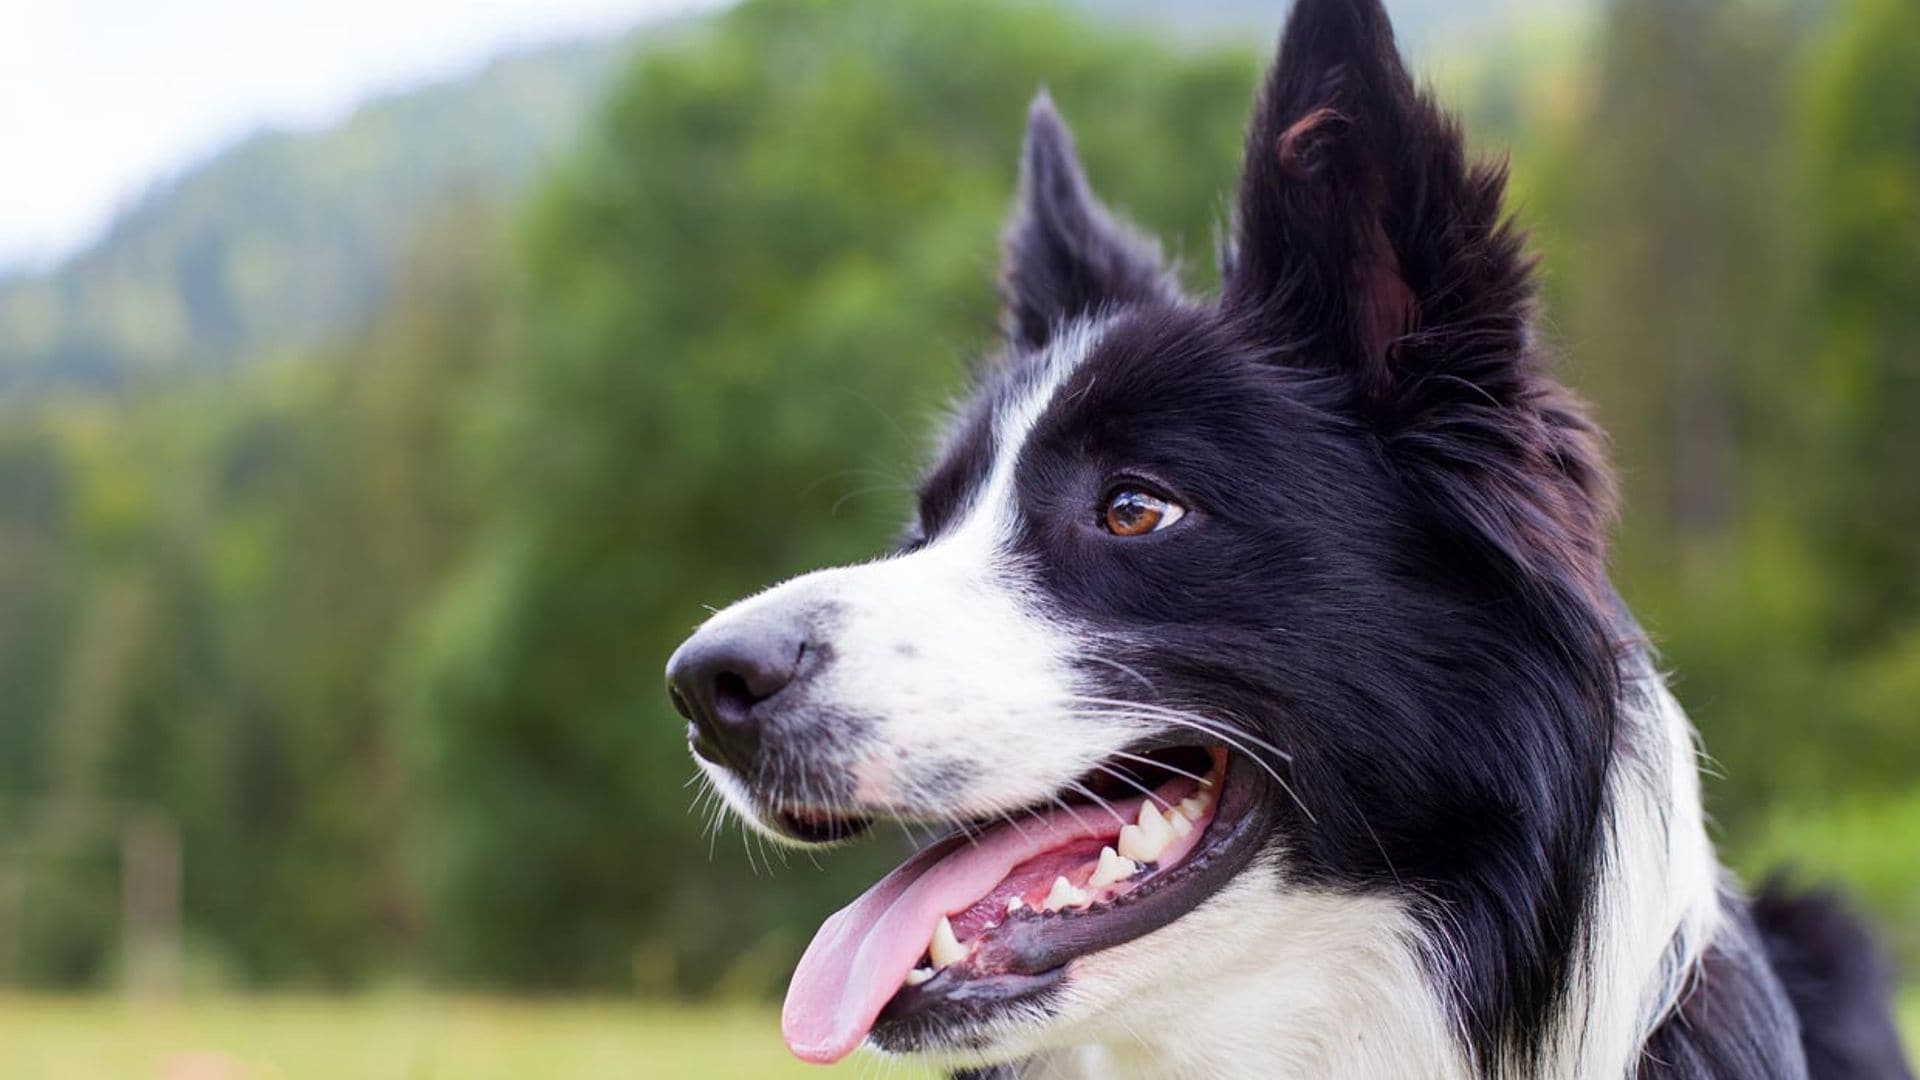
[664,1,1914,1075]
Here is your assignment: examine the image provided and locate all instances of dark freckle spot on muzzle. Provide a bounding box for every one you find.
[893,641,919,659]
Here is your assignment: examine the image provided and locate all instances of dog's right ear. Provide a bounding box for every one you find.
[999,93,1173,351]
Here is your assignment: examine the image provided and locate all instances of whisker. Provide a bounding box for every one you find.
[1062,704,1317,823]
[1060,780,1129,830]
[1078,654,1155,691]
[1062,695,1295,762]
[1037,790,1097,835]
[1087,761,1174,810]
[1102,747,1210,787]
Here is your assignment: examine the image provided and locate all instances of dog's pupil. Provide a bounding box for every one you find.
[1106,492,1160,535]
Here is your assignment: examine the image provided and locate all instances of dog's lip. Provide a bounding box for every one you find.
[768,801,874,844]
[865,752,1273,1053]
[865,966,1069,1056]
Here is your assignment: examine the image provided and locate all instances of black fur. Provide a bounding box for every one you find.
[673,0,1912,1074]
[1636,890,1809,1079]
[947,0,1618,1068]
[1752,881,1915,1079]
[915,0,1911,1075]
[998,93,1175,351]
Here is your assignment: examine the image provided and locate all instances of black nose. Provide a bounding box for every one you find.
[665,618,805,774]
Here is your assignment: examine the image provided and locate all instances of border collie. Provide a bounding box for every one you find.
[665,1,1913,1075]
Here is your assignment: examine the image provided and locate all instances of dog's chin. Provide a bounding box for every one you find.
[869,854,1292,1072]
[738,747,1277,1066]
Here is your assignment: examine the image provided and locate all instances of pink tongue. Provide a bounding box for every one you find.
[781,803,1134,1064]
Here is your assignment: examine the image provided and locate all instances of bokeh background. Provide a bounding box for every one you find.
[0,0,1914,1074]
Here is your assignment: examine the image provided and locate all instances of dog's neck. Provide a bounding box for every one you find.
[998,667,1723,1080]
[1547,669,1723,1076]
[1014,881,1476,1080]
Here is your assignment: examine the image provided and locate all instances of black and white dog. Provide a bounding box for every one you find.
[665,1,1913,1075]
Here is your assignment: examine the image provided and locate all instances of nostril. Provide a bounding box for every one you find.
[668,685,695,722]
[711,669,761,722]
[665,619,808,774]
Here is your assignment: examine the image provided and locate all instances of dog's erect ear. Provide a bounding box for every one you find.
[1226,0,1517,409]
[999,93,1173,351]
[1227,0,1614,583]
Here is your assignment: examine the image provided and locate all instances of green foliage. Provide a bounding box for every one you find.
[0,207,506,985]
[1532,0,1920,833]
[0,0,1912,995]
[1797,0,1920,647]
[1524,0,1920,966]
[402,0,1257,989]
[1740,787,1920,964]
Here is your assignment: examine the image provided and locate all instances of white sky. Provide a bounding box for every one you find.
[0,0,729,272]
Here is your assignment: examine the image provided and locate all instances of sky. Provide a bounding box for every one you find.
[0,0,729,273]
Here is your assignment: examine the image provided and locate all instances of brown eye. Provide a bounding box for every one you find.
[1102,489,1185,537]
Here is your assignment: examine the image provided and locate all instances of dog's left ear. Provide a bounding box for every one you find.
[1225,0,1498,406]
[999,93,1174,351]
[1226,0,1613,582]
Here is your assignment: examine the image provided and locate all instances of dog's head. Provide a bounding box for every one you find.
[667,0,1623,1070]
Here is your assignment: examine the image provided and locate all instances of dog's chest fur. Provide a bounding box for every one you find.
[1012,882,1474,1080]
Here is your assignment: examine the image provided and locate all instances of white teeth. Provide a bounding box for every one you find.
[929,915,966,968]
[1119,802,1174,863]
[1141,801,1175,844]
[904,967,934,987]
[1178,793,1210,820]
[1043,875,1090,912]
[1165,807,1193,837]
[1089,845,1138,887]
[1006,895,1024,915]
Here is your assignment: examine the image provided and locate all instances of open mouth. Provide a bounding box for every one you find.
[780,745,1272,1063]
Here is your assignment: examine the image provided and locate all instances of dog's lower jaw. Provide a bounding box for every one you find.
[945,865,1475,1080]
[972,671,1726,1080]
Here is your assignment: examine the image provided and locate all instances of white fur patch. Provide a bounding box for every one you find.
[692,320,1141,828]
[1538,666,1721,1079]
[879,663,1725,1079]
[1006,867,1473,1080]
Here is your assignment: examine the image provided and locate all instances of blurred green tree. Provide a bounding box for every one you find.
[0,0,1913,992]
[402,0,1256,989]
[0,204,506,985]
[1798,0,1920,649]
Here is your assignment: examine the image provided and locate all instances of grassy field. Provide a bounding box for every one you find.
[0,994,1910,1078]
[0,997,937,1080]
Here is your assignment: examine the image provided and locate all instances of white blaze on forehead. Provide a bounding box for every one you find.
[688,318,1139,828]
[807,317,1115,811]
[956,317,1109,549]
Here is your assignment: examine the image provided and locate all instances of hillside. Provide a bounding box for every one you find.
[0,34,634,395]
[0,0,1584,398]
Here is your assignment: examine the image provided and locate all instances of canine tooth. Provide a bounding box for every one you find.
[1044,875,1089,911]
[1122,802,1173,861]
[1166,807,1193,837]
[904,967,934,987]
[1089,846,1138,887]
[929,915,966,968]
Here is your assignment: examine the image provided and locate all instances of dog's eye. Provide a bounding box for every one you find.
[1102,488,1185,537]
